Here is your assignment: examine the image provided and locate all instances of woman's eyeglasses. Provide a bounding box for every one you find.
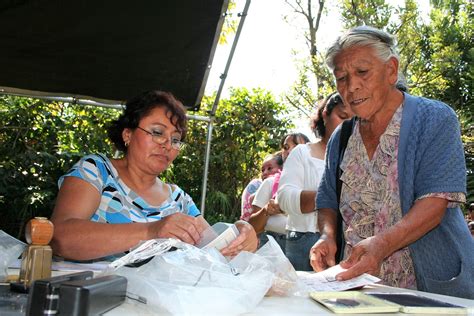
[136,126,185,150]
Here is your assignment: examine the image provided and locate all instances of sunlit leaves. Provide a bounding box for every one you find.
[164,88,292,223]
[0,95,119,238]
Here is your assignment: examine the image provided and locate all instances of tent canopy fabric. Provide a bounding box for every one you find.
[0,0,229,110]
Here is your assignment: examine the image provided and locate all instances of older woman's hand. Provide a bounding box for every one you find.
[310,235,337,272]
[220,220,258,257]
[336,235,389,280]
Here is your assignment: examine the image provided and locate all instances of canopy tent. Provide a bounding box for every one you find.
[0,0,252,213]
[0,0,228,110]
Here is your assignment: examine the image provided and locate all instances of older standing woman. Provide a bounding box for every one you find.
[277,93,352,271]
[51,90,257,261]
[311,26,474,299]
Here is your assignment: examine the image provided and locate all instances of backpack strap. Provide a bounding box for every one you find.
[335,117,355,263]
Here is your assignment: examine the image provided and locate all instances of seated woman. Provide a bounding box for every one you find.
[240,152,283,222]
[51,90,257,261]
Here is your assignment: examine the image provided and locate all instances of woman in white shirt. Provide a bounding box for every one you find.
[249,133,310,252]
[277,93,353,270]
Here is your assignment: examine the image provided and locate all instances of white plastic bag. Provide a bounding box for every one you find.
[254,235,299,296]
[0,230,26,281]
[112,236,296,315]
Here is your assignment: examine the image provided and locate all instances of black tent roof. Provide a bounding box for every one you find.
[0,0,228,110]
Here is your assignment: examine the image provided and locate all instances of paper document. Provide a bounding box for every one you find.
[196,222,239,250]
[299,264,380,292]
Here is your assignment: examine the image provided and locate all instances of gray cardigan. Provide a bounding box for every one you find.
[317,93,474,299]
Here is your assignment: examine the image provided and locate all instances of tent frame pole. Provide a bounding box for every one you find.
[199,0,251,216]
[0,91,212,122]
[0,0,252,218]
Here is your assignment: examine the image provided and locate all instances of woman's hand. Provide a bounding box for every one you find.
[310,235,337,272]
[220,220,258,257]
[336,235,389,280]
[335,197,448,281]
[265,199,281,216]
[147,213,207,245]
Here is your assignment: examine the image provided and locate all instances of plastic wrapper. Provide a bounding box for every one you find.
[0,230,26,282]
[112,236,297,315]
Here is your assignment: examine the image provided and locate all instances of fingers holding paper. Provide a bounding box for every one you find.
[265,199,281,216]
[336,236,387,281]
[310,236,337,272]
[148,213,207,245]
[220,220,258,257]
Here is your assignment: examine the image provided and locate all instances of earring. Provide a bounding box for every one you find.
[125,141,129,147]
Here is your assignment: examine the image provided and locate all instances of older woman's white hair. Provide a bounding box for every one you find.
[325,25,407,91]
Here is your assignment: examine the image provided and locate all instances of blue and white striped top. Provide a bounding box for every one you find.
[59,153,200,223]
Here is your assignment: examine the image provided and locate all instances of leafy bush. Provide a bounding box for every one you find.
[0,88,293,238]
[0,96,118,239]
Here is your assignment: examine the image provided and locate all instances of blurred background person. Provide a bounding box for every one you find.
[281,133,311,161]
[249,133,310,251]
[277,93,353,270]
[240,153,283,222]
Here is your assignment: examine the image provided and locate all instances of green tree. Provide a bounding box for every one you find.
[0,88,292,237]
[0,96,119,239]
[340,0,392,29]
[165,88,293,223]
[395,0,474,203]
[283,0,334,117]
[285,0,473,203]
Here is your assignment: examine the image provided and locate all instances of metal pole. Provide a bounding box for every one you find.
[0,90,125,110]
[200,0,252,215]
[0,91,212,122]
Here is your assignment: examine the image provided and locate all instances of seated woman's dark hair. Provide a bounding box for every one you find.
[310,92,343,138]
[108,90,187,152]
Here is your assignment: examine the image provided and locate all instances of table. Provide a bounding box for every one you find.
[4,269,474,315]
[105,283,474,315]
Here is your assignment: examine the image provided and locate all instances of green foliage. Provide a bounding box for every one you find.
[396,0,473,112]
[286,0,473,203]
[340,0,392,29]
[283,0,334,113]
[165,88,293,224]
[219,1,238,45]
[459,107,474,205]
[396,0,473,201]
[0,96,119,238]
[0,88,292,237]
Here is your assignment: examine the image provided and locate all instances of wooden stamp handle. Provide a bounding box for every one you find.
[25,217,54,245]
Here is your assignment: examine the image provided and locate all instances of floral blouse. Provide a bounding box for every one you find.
[339,104,465,289]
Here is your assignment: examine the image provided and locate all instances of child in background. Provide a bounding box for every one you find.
[240,153,283,222]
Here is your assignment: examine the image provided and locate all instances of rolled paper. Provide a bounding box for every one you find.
[25,217,54,245]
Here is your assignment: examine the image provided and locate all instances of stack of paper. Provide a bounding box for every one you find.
[299,264,380,292]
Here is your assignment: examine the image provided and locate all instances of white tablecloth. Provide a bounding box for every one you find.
[6,268,474,315]
[106,283,474,315]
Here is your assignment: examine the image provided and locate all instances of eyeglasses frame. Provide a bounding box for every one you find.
[136,126,185,150]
